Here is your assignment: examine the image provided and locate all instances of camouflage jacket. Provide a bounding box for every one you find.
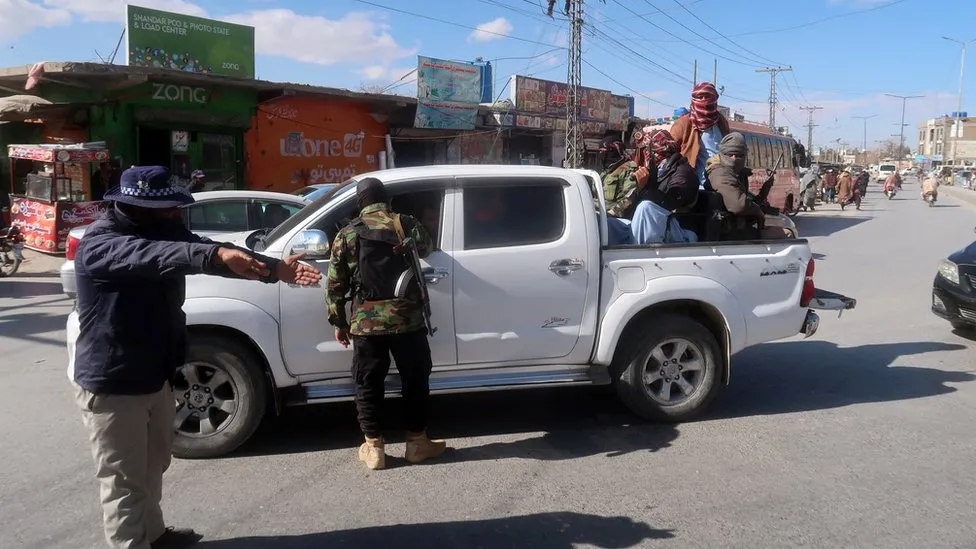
[326,203,433,336]
[602,160,639,218]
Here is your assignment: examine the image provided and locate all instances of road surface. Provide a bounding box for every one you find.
[2,180,974,548]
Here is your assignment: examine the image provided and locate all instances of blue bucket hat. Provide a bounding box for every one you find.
[103,166,195,209]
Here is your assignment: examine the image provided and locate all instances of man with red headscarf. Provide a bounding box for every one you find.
[670,82,731,189]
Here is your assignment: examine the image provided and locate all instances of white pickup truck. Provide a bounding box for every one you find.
[67,165,855,458]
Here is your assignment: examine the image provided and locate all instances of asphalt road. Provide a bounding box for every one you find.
[2,179,975,549]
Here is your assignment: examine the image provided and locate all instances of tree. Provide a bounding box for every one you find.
[878,139,911,160]
[358,83,388,94]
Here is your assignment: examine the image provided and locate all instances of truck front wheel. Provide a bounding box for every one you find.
[171,335,268,459]
[613,314,721,422]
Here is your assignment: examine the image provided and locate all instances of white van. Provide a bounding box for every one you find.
[877,163,897,182]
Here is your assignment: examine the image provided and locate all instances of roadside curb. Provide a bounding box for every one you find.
[942,185,976,208]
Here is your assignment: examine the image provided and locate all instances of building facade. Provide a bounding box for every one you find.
[918,114,976,167]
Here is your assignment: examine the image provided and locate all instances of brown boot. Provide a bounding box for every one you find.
[405,431,446,464]
[358,436,385,470]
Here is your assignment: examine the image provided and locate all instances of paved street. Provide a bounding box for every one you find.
[2,180,975,549]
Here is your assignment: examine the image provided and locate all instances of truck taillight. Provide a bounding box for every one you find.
[65,234,80,261]
[800,258,815,307]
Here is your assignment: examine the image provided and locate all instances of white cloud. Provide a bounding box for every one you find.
[358,65,415,83]
[0,0,70,40]
[42,0,206,22]
[226,10,414,65]
[468,17,513,43]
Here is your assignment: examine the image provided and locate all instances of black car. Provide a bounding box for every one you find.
[932,227,976,330]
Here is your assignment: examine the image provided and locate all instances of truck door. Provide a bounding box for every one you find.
[277,179,458,379]
[451,176,589,365]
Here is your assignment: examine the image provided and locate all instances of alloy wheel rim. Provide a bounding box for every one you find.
[641,337,706,406]
[172,361,239,438]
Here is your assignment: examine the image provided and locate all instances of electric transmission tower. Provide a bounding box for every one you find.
[549,0,586,168]
[756,66,792,131]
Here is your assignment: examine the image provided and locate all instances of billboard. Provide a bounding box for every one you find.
[511,75,628,133]
[415,56,482,130]
[126,5,255,79]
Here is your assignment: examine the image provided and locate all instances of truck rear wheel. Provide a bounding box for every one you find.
[172,335,267,459]
[612,314,721,422]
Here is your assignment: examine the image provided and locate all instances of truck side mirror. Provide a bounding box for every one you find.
[291,229,330,260]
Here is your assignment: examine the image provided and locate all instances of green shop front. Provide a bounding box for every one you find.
[91,79,256,189]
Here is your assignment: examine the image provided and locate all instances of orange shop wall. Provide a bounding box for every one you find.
[245,97,389,193]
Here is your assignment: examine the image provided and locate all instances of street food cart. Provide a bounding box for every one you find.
[7,142,111,254]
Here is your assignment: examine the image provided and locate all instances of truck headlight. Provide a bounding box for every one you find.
[938,259,960,285]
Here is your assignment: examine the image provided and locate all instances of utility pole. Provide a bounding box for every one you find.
[884,93,924,167]
[557,0,583,168]
[942,37,973,168]
[756,66,792,130]
[800,105,822,154]
[852,114,877,151]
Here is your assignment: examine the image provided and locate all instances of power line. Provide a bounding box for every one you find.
[669,0,782,66]
[608,0,757,68]
[585,24,690,86]
[636,0,763,67]
[582,58,676,109]
[352,0,568,48]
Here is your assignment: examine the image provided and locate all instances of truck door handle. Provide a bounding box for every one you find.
[549,258,584,276]
[422,267,449,285]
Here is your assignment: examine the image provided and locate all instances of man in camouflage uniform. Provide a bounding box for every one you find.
[601,132,652,219]
[326,177,446,470]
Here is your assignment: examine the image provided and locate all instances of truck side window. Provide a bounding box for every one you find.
[463,183,565,250]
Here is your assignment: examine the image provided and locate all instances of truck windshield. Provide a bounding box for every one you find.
[256,178,357,251]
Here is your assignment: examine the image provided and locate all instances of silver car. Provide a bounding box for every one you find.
[60,190,310,298]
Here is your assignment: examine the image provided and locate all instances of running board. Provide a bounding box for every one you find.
[300,367,605,405]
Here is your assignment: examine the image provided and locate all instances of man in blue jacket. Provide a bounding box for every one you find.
[70,166,320,549]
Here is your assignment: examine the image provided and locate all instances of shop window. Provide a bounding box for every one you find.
[187,200,249,232]
[199,134,238,189]
[463,182,565,250]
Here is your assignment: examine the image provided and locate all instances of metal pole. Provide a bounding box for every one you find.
[800,105,822,153]
[756,66,792,130]
[942,37,973,168]
[713,59,717,86]
[564,0,583,168]
[693,60,697,86]
[884,94,924,167]
[852,115,877,151]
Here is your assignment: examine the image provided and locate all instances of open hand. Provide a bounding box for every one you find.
[216,248,270,280]
[276,253,322,286]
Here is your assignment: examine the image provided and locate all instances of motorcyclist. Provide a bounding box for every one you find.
[883,172,899,196]
[921,171,940,201]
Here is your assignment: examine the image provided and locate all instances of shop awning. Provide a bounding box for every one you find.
[8,142,110,163]
[0,94,70,122]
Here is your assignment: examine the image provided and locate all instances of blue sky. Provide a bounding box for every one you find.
[0,0,969,149]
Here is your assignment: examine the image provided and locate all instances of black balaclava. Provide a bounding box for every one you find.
[356,177,388,210]
[115,202,184,232]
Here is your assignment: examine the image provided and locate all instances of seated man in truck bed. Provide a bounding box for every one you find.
[604,129,699,245]
[706,132,788,241]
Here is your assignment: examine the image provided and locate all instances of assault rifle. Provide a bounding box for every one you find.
[391,214,436,336]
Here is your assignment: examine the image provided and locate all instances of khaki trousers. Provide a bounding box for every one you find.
[75,383,176,549]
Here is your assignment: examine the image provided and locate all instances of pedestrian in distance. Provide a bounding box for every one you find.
[326,177,447,471]
[70,166,321,549]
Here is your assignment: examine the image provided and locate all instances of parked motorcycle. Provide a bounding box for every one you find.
[0,223,25,277]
